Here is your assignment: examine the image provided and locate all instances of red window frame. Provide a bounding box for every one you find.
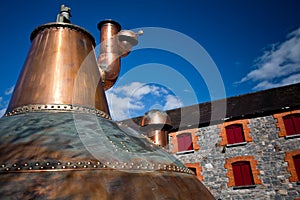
[283,114,300,135]
[225,124,245,144]
[293,154,300,181]
[232,161,254,186]
[177,133,193,152]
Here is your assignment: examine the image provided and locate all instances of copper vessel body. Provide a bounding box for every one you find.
[6,23,109,115]
[97,20,121,90]
[0,112,215,199]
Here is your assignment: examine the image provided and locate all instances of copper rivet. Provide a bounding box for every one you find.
[24,163,28,166]
[58,162,61,165]
[29,167,32,170]
[40,167,44,169]
[94,165,97,168]
[13,164,17,167]
[83,165,87,168]
[1,164,5,168]
[17,168,21,170]
[73,166,76,168]
[35,163,39,166]
[46,162,50,166]
[51,166,55,169]
[87,162,91,165]
[62,166,66,169]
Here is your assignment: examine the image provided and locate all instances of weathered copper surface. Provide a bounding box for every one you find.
[6,22,109,115]
[0,112,214,199]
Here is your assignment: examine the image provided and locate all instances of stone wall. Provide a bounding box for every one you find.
[171,114,300,200]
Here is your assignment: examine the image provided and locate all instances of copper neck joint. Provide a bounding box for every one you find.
[97,20,139,90]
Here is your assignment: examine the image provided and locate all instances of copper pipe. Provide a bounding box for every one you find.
[97,20,140,90]
[97,20,121,90]
[6,23,109,115]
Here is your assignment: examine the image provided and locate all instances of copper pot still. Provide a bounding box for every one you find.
[0,5,215,199]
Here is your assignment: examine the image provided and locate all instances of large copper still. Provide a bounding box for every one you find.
[0,5,214,199]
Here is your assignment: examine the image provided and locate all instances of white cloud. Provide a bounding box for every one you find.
[5,85,14,95]
[106,82,162,120]
[163,94,183,110]
[240,27,300,90]
[113,82,161,100]
[106,82,181,121]
[106,92,144,120]
[253,73,300,90]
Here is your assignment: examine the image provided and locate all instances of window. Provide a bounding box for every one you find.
[225,156,262,187]
[226,124,245,144]
[177,133,193,152]
[232,161,254,186]
[283,114,300,136]
[219,119,252,146]
[285,150,300,182]
[188,167,197,175]
[185,163,203,181]
[274,110,300,138]
[293,155,300,181]
[169,129,200,153]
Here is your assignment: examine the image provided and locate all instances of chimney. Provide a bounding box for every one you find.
[141,109,173,147]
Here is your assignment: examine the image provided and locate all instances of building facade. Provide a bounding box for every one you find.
[123,83,300,199]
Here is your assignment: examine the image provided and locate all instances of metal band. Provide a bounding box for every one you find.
[0,161,194,175]
[30,22,96,46]
[4,104,111,119]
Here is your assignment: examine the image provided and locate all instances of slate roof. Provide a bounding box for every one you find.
[121,83,300,132]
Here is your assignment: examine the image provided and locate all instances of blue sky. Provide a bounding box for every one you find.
[0,0,300,120]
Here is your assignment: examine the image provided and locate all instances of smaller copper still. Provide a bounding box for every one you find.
[141,109,172,147]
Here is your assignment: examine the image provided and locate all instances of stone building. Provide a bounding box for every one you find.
[122,82,300,199]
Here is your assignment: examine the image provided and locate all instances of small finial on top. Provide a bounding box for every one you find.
[56,4,71,23]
